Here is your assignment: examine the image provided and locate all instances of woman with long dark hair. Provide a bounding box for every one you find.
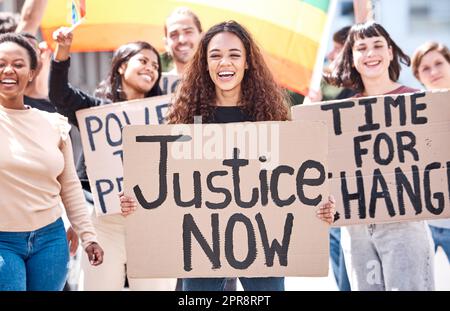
[49,27,175,290]
[326,21,435,291]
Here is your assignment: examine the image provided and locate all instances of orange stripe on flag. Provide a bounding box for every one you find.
[264,53,313,94]
[43,0,329,95]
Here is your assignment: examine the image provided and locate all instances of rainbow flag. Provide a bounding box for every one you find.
[70,0,86,25]
[41,0,331,94]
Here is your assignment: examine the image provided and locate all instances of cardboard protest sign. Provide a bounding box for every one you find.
[292,90,450,226]
[76,95,171,215]
[159,72,180,95]
[123,121,330,278]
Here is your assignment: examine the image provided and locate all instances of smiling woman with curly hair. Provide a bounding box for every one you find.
[134,20,335,292]
[120,20,336,291]
[167,20,290,124]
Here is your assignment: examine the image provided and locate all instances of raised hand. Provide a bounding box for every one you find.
[52,27,73,61]
[52,27,73,47]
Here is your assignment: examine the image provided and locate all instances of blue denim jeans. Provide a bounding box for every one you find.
[182,277,284,291]
[329,227,351,291]
[429,225,450,263]
[0,218,69,291]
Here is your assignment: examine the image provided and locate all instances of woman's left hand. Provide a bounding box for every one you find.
[316,195,336,225]
[85,242,104,266]
[66,226,79,256]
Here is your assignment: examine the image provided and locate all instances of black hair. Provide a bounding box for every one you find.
[94,41,162,102]
[0,12,19,34]
[0,32,38,70]
[326,21,410,93]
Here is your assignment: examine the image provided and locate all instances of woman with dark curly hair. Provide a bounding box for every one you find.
[121,20,336,291]
[166,21,289,124]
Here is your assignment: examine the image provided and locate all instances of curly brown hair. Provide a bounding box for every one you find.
[167,20,290,124]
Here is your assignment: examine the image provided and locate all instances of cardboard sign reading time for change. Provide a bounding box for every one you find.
[76,95,171,215]
[123,121,330,278]
[292,90,450,226]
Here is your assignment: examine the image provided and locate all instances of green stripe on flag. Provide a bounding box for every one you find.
[302,0,329,13]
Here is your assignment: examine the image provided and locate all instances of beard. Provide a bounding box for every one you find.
[172,45,194,64]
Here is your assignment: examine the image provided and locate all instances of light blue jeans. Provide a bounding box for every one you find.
[182,277,284,291]
[329,228,351,291]
[0,218,69,291]
[342,221,434,291]
[429,225,450,263]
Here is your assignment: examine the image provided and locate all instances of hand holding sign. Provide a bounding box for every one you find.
[120,193,137,217]
[317,195,336,224]
[121,193,337,224]
[122,121,331,278]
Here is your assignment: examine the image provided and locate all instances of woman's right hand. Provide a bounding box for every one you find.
[85,242,104,266]
[119,192,137,217]
[52,27,73,47]
[52,27,73,61]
